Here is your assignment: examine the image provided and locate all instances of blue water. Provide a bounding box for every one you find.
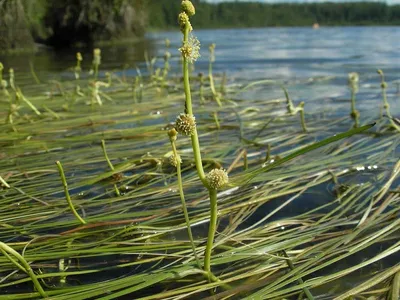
[3,26,398,115]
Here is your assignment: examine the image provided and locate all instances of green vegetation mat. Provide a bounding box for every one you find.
[0,44,399,299]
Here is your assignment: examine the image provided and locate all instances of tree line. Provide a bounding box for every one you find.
[1,0,400,51]
[148,1,400,28]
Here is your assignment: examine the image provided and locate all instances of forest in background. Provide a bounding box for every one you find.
[148,0,400,28]
[1,0,400,51]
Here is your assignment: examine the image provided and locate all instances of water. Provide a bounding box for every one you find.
[1,26,399,114]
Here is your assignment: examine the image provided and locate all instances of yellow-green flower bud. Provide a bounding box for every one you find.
[348,72,359,84]
[206,169,229,190]
[350,110,360,120]
[178,12,192,33]
[381,82,388,89]
[93,48,101,65]
[76,52,83,61]
[168,128,178,142]
[181,0,195,17]
[169,153,182,167]
[348,72,359,92]
[175,113,196,136]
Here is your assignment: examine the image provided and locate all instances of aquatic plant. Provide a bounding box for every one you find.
[177,1,225,279]
[377,69,400,132]
[0,9,399,300]
[208,43,222,107]
[283,87,307,132]
[348,72,360,128]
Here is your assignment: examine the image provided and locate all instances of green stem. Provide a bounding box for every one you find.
[101,140,115,171]
[243,150,248,170]
[170,140,201,268]
[299,108,307,133]
[209,58,222,107]
[282,250,314,300]
[183,27,193,114]
[350,89,359,128]
[204,188,218,274]
[56,161,87,225]
[382,87,400,132]
[29,61,40,84]
[350,89,356,116]
[94,64,99,81]
[182,24,207,185]
[199,73,205,105]
[213,111,220,130]
[0,175,10,188]
[101,140,120,196]
[190,131,207,185]
[0,242,47,298]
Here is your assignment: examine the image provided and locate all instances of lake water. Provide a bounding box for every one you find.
[1,26,399,115]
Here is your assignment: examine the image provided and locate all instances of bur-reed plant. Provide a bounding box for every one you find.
[176,0,229,280]
[208,43,222,106]
[92,48,101,80]
[74,52,84,96]
[283,87,307,132]
[348,72,360,128]
[377,69,400,132]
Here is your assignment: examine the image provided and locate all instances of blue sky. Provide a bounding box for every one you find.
[205,0,400,5]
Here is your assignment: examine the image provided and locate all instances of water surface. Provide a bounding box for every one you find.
[1,26,399,115]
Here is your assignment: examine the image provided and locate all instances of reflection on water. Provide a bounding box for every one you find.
[0,39,157,73]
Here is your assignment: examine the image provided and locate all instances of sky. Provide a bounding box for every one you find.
[205,0,400,4]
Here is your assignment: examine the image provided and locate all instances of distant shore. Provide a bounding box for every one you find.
[1,0,400,52]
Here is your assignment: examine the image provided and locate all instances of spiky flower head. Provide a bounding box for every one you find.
[206,168,229,190]
[175,113,196,136]
[169,153,182,168]
[179,35,200,64]
[181,0,195,17]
